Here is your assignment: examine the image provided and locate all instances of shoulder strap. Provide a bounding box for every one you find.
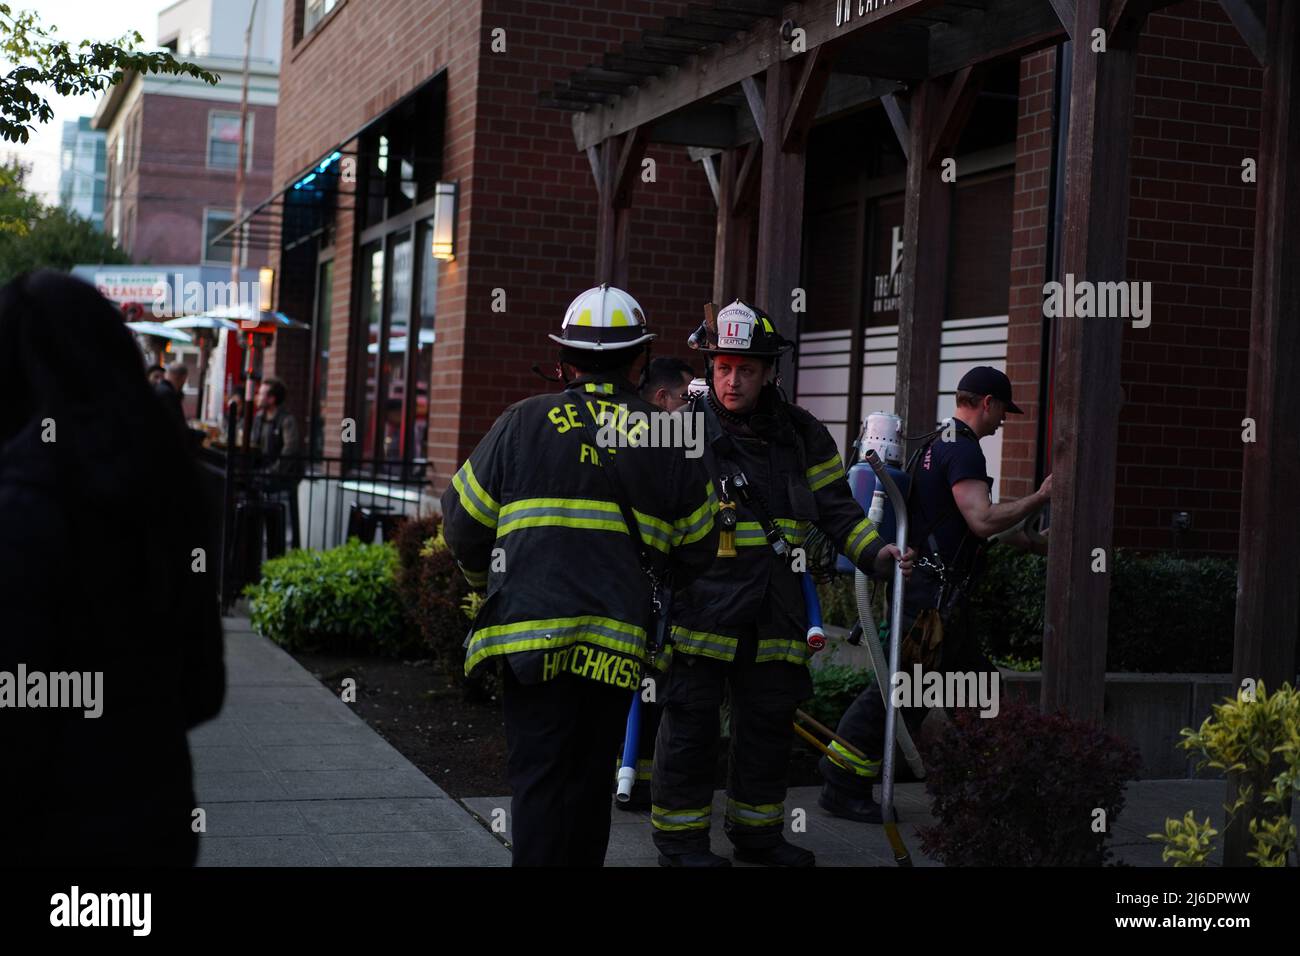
[571,394,660,578]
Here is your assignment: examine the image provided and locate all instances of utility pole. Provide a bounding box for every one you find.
[234,0,259,452]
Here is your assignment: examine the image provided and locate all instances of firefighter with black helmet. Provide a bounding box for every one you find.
[650,299,915,867]
[441,285,719,867]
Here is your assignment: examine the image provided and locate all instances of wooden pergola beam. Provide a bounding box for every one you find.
[782,46,836,153]
[1218,0,1267,65]
[1047,0,1076,40]
[732,140,760,214]
[1226,0,1300,866]
[926,64,985,167]
[612,125,649,208]
[741,75,766,141]
[754,59,805,346]
[881,93,911,161]
[1041,0,1146,724]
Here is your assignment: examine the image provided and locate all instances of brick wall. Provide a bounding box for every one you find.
[133,95,276,268]
[1000,48,1057,503]
[270,0,717,486]
[1117,0,1259,554]
[1000,0,1260,555]
[448,0,716,483]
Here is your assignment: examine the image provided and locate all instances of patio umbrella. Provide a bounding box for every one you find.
[164,316,242,425]
[126,321,194,342]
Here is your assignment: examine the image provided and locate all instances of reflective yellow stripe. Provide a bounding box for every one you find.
[725,798,783,828]
[845,517,880,564]
[806,453,846,493]
[652,804,712,832]
[733,518,806,547]
[670,626,738,662]
[633,507,674,554]
[582,381,615,394]
[452,460,499,529]
[465,615,645,674]
[827,741,880,779]
[755,638,811,665]
[498,497,627,536]
[673,481,718,546]
[459,563,488,588]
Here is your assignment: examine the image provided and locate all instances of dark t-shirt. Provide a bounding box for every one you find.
[907,417,991,596]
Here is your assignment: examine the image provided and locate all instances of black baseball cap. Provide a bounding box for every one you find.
[957,366,1023,414]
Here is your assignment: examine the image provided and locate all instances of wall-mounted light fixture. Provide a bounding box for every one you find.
[431,181,457,261]
[258,267,275,311]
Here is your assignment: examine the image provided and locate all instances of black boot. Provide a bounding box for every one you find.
[658,849,732,867]
[818,783,883,824]
[733,838,815,867]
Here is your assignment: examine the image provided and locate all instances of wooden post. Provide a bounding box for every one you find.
[1225,0,1300,867]
[713,148,753,305]
[754,61,805,346]
[595,129,647,287]
[1041,0,1143,723]
[895,78,951,455]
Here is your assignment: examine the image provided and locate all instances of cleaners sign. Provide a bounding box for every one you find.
[92,270,168,305]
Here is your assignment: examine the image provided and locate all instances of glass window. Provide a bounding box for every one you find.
[381,237,412,461]
[203,210,235,264]
[208,112,253,170]
[304,0,338,35]
[309,259,333,459]
[413,219,439,459]
[359,243,384,458]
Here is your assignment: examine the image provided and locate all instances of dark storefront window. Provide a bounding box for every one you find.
[309,258,333,458]
[348,75,446,467]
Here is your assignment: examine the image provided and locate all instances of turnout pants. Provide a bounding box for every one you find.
[651,632,813,855]
[820,598,997,798]
[502,665,630,867]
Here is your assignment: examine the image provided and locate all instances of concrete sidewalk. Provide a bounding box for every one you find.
[187,618,508,866]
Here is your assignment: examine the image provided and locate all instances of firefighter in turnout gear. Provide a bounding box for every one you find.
[651,300,915,867]
[441,285,719,867]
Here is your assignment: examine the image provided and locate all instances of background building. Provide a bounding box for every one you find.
[58,117,107,229]
[249,0,1263,560]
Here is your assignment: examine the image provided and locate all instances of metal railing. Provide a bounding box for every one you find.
[204,403,435,611]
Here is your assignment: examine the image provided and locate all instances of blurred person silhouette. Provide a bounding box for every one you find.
[0,270,225,867]
[154,360,189,437]
[146,363,165,386]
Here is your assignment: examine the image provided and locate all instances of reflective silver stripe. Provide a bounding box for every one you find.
[725,799,784,826]
[671,626,738,660]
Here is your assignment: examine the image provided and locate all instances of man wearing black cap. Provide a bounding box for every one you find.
[818,365,1051,823]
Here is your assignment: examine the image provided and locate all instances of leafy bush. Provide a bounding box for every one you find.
[393,515,498,700]
[967,547,1239,672]
[1151,683,1299,867]
[918,699,1141,866]
[804,663,872,729]
[244,539,417,656]
[816,575,859,629]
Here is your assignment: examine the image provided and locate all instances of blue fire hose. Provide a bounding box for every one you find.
[615,691,642,803]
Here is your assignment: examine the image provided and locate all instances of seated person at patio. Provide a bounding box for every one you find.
[250,375,303,490]
[154,360,189,436]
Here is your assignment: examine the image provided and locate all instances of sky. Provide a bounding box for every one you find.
[2,1,166,204]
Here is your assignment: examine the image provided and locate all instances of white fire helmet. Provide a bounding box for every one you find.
[549,284,656,351]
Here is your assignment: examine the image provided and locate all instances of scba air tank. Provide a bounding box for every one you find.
[836,411,911,574]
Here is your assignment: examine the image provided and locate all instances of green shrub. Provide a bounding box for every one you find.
[816,575,859,629]
[393,514,498,700]
[244,539,416,656]
[804,663,872,729]
[919,699,1141,866]
[1150,683,1299,867]
[967,547,1239,672]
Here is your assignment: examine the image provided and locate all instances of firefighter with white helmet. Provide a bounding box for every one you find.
[650,299,915,867]
[441,284,718,866]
